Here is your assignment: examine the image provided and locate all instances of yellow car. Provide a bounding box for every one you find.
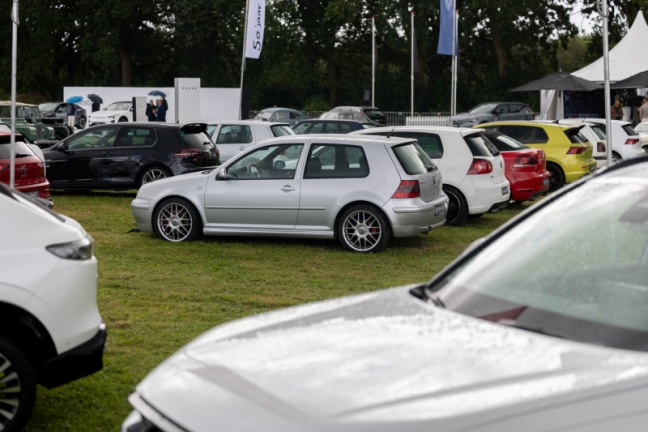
[478,121,597,191]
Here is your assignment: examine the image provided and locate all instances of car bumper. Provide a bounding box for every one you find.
[460,178,510,215]
[132,198,154,233]
[563,160,597,184]
[386,194,449,237]
[38,322,107,388]
[88,118,116,126]
[509,171,550,202]
[618,146,647,160]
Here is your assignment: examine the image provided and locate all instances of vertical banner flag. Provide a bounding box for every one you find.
[437,0,457,56]
[244,0,266,59]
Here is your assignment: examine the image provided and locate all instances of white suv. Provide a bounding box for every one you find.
[0,184,106,431]
[88,100,133,126]
[354,126,510,225]
[206,120,294,162]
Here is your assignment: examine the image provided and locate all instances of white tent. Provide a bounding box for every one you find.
[573,11,648,83]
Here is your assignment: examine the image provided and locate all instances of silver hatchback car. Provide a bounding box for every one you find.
[131,135,448,252]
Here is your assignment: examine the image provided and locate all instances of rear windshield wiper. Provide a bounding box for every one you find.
[498,320,566,339]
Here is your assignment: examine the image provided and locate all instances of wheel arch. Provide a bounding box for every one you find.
[0,302,57,378]
[333,200,393,240]
[151,194,206,235]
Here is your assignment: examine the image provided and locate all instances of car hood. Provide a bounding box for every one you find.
[133,286,648,432]
[89,109,126,118]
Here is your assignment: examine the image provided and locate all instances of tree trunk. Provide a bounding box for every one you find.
[490,23,507,77]
[120,45,133,86]
[327,58,338,106]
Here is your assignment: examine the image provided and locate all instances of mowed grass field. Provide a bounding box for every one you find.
[24,190,533,431]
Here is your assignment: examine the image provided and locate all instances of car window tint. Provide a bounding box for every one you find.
[305,144,368,179]
[226,143,303,180]
[392,142,435,175]
[117,127,156,146]
[499,126,536,144]
[67,127,118,149]
[293,123,313,134]
[508,104,523,113]
[216,125,253,144]
[182,131,213,150]
[496,105,509,114]
[565,128,587,144]
[384,131,443,159]
[464,133,499,156]
[622,124,637,136]
[271,125,293,137]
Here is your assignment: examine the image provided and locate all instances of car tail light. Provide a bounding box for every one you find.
[625,138,639,145]
[567,146,586,154]
[597,141,606,152]
[467,159,493,175]
[0,164,8,173]
[174,148,201,161]
[392,180,420,199]
[513,154,539,167]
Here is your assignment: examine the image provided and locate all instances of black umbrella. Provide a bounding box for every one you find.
[510,72,602,92]
[610,70,648,89]
[87,94,103,104]
[148,90,167,97]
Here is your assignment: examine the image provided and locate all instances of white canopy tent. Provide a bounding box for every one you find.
[573,11,648,83]
[540,11,647,120]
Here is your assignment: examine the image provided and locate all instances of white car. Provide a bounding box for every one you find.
[123,158,648,432]
[354,126,510,225]
[574,118,645,161]
[88,100,133,126]
[0,183,106,431]
[634,121,648,151]
[558,119,608,168]
[205,120,294,162]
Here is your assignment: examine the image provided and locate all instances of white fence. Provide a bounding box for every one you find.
[405,115,452,126]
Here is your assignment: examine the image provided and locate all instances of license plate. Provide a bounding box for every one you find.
[501,186,510,196]
[25,190,39,198]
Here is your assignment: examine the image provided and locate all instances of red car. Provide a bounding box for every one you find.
[0,131,51,199]
[482,129,549,202]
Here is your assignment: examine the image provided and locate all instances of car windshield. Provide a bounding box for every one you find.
[428,168,648,352]
[255,111,273,121]
[39,103,59,111]
[468,103,498,114]
[105,102,132,111]
[485,132,528,151]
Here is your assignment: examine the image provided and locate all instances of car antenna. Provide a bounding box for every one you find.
[386,126,396,139]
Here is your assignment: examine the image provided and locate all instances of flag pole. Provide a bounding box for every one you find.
[239,0,250,120]
[451,2,458,117]
[371,16,376,107]
[411,10,415,117]
[10,0,19,189]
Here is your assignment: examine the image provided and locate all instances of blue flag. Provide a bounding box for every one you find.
[437,0,458,56]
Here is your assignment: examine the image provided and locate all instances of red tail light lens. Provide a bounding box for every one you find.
[392,180,420,199]
[625,138,639,145]
[0,164,8,173]
[597,141,606,152]
[467,159,493,175]
[513,154,539,167]
[567,146,586,154]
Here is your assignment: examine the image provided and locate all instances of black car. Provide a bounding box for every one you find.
[292,119,375,134]
[39,102,88,129]
[321,106,388,125]
[43,123,219,189]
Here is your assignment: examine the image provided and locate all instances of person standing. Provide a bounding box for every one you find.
[611,97,624,120]
[639,96,648,122]
[155,97,167,122]
[67,103,77,128]
[146,100,157,121]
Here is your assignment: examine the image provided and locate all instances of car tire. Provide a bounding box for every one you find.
[546,162,565,192]
[77,116,86,129]
[443,186,468,226]
[337,204,390,253]
[0,337,36,432]
[138,167,171,187]
[118,117,128,122]
[612,151,622,163]
[153,197,202,242]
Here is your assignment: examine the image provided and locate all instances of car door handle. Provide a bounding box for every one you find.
[281,185,295,192]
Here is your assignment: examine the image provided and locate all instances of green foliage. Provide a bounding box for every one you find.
[22,191,532,431]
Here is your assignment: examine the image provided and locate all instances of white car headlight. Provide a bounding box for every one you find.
[46,236,94,260]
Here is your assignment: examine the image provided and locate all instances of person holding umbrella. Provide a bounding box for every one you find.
[87,94,103,113]
[65,95,83,128]
[155,97,168,122]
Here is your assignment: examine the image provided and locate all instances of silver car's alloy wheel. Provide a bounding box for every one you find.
[0,339,36,432]
[154,198,202,242]
[339,206,389,253]
[141,168,168,186]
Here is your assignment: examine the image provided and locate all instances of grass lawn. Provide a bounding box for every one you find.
[24,190,533,431]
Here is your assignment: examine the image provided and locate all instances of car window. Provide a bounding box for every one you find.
[116,127,156,147]
[469,103,498,114]
[182,130,213,150]
[508,104,525,113]
[484,132,527,151]
[381,131,443,159]
[216,125,253,144]
[327,122,354,134]
[66,126,118,149]
[565,128,588,144]
[270,125,294,137]
[105,102,132,111]
[392,142,436,175]
[0,138,32,158]
[496,105,509,114]
[464,133,499,156]
[304,144,368,179]
[498,126,547,144]
[226,143,304,180]
[622,124,637,136]
[206,124,218,139]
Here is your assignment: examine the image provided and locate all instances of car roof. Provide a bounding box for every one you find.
[258,107,302,113]
[296,119,367,124]
[205,119,291,127]
[357,125,484,137]
[0,101,37,107]
[84,122,206,131]
[260,133,416,147]
[479,120,572,130]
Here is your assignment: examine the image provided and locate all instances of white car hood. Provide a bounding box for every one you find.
[89,109,127,119]
[134,286,648,432]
